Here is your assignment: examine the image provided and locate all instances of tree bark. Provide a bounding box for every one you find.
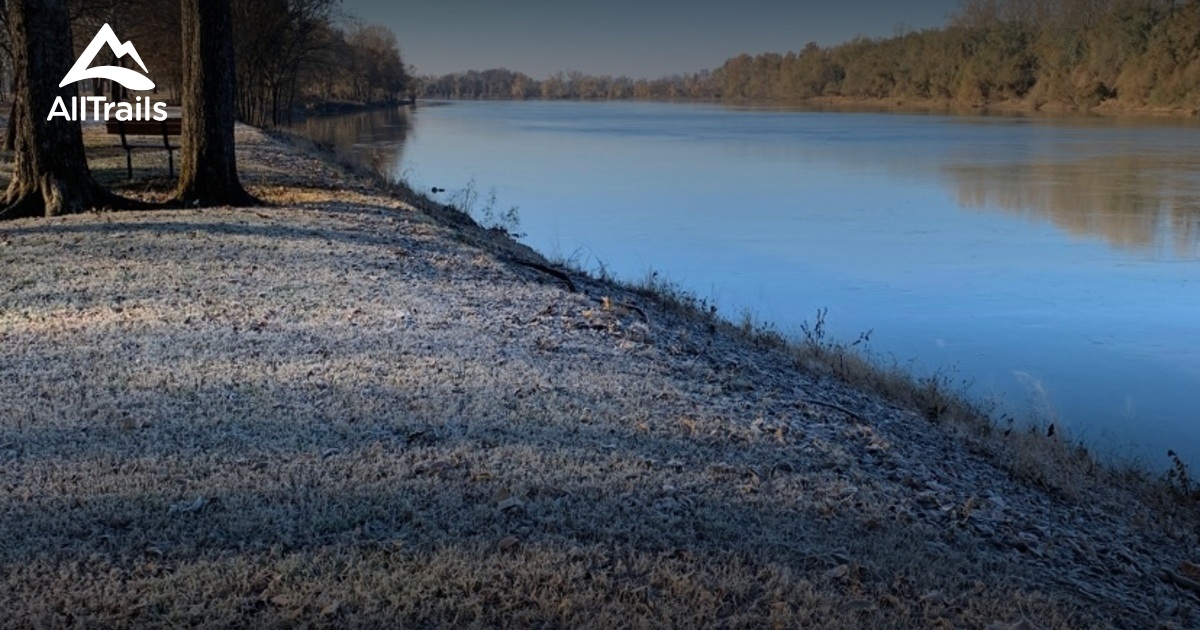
[4,100,16,151]
[175,0,256,207]
[1,0,125,220]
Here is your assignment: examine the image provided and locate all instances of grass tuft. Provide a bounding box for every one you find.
[620,274,1192,509]
[1167,450,1198,502]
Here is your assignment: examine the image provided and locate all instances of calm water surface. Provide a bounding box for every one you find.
[293,101,1200,467]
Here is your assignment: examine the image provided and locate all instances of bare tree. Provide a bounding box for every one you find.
[1,0,16,151]
[69,0,182,102]
[1,0,130,219]
[174,0,255,206]
[232,0,339,126]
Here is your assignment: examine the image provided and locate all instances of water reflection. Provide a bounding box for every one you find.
[292,105,1200,260]
[288,102,1200,466]
[289,106,413,178]
[945,155,1200,257]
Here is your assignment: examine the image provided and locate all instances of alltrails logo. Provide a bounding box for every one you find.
[48,23,167,122]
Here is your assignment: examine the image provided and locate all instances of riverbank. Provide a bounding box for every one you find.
[0,124,1197,627]
[423,95,1200,119]
[819,94,1200,118]
[793,95,1200,119]
[300,99,416,117]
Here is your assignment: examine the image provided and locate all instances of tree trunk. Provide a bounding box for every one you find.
[175,0,256,207]
[1,0,124,220]
[4,100,15,151]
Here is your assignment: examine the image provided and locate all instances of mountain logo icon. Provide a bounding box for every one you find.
[60,23,155,91]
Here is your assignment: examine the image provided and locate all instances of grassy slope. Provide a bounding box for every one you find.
[0,125,1196,628]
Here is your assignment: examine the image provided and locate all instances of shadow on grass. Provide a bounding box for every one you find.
[0,374,1104,626]
[0,304,1156,627]
[1,206,429,254]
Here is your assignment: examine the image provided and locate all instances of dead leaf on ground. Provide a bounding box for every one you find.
[498,497,525,512]
[985,620,1042,630]
[168,497,208,514]
[1180,560,1200,580]
[269,595,297,608]
[920,591,947,606]
[842,599,876,612]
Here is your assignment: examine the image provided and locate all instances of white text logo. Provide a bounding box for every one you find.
[62,23,154,91]
[49,23,167,122]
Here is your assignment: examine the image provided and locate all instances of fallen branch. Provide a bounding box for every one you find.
[623,302,650,325]
[1164,569,1200,598]
[506,258,577,293]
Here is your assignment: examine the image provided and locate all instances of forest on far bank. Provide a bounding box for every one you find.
[418,0,1200,111]
[0,0,415,127]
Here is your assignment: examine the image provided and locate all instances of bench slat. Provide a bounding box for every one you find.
[105,119,182,135]
[106,118,183,179]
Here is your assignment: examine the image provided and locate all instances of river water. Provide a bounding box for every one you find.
[291,100,1200,467]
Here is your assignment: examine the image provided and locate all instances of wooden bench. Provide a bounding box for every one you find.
[105,118,182,179]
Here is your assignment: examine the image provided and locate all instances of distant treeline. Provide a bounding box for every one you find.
[232,1,413,126]
[0,0,414,127]
[419,0,1200,111]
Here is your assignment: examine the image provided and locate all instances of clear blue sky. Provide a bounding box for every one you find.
[339,0,962,78]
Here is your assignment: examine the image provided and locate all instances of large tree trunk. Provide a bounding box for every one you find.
[4,100,15,151]
[175,0,256,207]
[1,0,12,152]
[0,0,122,220]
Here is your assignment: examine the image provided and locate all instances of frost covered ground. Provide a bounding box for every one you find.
[0,125,1196,627]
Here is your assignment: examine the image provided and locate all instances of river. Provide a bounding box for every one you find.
[291,100,1200,468]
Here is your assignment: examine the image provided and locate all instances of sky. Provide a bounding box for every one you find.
[339,0,963,79]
